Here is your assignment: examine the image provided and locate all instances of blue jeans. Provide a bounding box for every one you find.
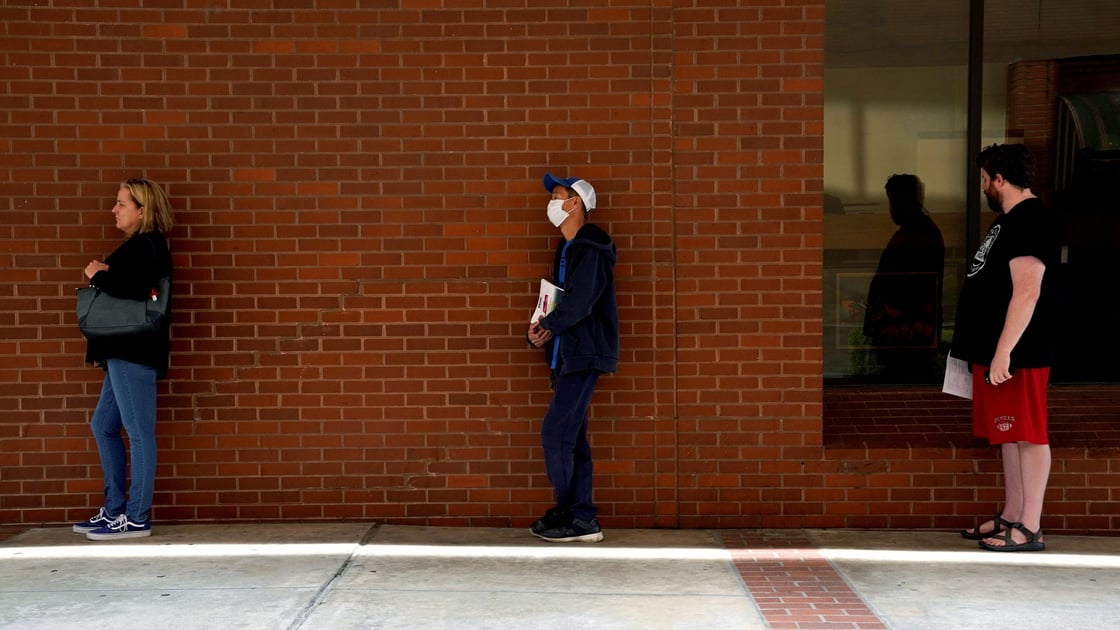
[541,370,600,522]
[90,358,158,522]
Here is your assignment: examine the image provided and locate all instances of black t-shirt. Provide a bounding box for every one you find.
[950,197,1060,368]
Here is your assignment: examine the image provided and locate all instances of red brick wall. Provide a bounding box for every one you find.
[671,1,825,527]
[825,386,1120,534]
[4,2,1114,534]
[0,0,824,528]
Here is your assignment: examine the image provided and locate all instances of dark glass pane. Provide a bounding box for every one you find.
[824,1,969,383]
[826,0,1120,385]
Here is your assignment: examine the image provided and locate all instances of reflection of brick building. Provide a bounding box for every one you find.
[1007,60,1058,204]
[1007,56,1120,204]
[1007,57,1120,383]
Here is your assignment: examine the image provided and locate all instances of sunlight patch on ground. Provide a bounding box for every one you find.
[0,542,733,562]
[0,543,357,560]
[818,547,1120,568]
[7,538,1115,569]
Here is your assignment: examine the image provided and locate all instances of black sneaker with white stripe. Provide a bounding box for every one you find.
[530,507,572,536]
[535,518,603,543]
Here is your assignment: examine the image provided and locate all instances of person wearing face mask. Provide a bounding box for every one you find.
[72,178,174,541]
[526,173,618,542]
[951,144,1060,552]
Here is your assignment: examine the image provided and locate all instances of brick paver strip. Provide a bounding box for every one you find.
[720,530,887,629]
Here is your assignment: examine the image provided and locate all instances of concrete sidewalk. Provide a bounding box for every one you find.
[1,523,1118,629]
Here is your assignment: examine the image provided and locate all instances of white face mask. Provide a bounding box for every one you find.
[547,199,570,228]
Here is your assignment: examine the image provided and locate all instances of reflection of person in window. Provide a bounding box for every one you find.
[862,174,945,381]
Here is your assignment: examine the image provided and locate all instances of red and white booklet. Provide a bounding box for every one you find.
[530,279,563,323]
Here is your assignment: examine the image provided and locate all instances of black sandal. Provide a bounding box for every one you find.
[979,522,1045,552]
[960,514,1012,540]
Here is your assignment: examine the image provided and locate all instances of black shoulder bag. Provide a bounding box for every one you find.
[75,236,171,340]
[76,276,171,340]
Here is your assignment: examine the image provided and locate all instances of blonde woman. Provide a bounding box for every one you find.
[73,178,174,540]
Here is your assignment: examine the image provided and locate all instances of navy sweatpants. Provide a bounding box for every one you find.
[541,369,600,521]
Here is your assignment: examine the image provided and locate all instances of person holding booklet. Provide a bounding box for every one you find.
[951,144,1060,552]
[526,173,619,543]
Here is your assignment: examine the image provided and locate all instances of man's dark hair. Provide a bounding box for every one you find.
[976,143,1033,189]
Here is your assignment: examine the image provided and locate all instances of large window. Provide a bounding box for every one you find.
[825,0,1120,385]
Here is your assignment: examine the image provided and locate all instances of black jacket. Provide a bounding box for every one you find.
[84,230,174,378]
[538,223,619,374]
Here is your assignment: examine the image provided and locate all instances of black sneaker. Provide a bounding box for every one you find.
[535,518,603,543]
[530,507,572,536]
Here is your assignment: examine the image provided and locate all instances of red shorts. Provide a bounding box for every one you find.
[971,365,1050,445]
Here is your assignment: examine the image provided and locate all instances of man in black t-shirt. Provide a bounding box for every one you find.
[952,144,1060,552]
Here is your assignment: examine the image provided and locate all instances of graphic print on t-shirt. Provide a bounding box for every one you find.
[968,224,1001,277]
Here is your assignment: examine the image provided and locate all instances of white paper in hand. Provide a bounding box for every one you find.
[942,353,973,400]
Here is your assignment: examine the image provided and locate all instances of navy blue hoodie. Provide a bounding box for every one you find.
[538,223,619,374]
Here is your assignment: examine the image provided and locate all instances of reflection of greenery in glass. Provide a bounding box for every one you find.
[847,330,874,376]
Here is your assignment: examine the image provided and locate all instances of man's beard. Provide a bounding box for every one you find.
[984,191,1002,213]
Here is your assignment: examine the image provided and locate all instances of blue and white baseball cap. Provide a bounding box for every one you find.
[543,173,596,212]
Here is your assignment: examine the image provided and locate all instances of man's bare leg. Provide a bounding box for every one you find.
[964,443,1022,537]
[983,441,1049,547]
